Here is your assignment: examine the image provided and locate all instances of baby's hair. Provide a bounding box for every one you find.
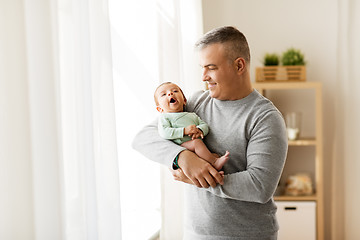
[154,82,186,106]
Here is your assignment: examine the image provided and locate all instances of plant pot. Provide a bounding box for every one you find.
[255,66,306,82]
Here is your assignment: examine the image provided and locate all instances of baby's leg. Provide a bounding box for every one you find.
[181,139,229,170]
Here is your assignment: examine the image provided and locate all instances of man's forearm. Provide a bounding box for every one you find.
[133,119,224,188]
[204,112,287,202]
[132,119,186,167]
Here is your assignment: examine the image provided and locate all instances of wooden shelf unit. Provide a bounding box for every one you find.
[274,194,317,201]
[288,138,316,146]
[253,81,324,240]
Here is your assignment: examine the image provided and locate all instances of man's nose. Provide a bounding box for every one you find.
[202,75,210,81]
[202,74,210,82]
[202,69,210,81]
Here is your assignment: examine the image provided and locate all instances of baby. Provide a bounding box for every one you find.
[154,82,229,170]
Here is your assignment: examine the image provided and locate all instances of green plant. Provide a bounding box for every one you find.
[281,48,305,66]
[263,53,279,66]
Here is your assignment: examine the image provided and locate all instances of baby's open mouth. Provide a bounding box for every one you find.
[170,98,176,103]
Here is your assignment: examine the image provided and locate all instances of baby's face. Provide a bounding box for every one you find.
[155,83,186,113]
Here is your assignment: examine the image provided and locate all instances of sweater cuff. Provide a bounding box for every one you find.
[172,154,180,170]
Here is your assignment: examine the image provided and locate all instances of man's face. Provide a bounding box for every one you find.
[199,43,239,101]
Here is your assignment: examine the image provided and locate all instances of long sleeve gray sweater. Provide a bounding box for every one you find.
[132,89,288,240]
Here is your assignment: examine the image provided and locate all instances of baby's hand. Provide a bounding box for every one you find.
[184,125,197,136]
[184,125,203,139]
[190,129,204,140]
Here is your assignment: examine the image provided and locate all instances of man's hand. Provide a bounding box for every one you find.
[170,168,194,185]
[171,168,225,186]
[177,150,224,188]
[184,125,204,140]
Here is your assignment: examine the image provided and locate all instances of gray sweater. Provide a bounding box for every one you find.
[132,89,288,239]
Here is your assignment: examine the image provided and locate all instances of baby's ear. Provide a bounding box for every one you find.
[156,106,163,113]
[183,96,187,105]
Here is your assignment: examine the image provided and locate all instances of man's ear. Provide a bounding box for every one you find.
[235,57,246,72]
[156,106,163,113]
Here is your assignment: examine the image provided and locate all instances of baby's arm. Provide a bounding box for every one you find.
[158,116,184,140]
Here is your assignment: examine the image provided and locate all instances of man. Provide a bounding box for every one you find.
[132,26,288,240]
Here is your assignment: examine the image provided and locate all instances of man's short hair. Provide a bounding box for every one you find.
[195,26,250,64]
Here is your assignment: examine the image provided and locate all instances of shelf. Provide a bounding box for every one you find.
[288,138,316,146]
[253,81,322,90]
[254,81,324,239]
[274,195,317,201]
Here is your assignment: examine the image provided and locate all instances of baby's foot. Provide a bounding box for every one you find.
[213,151,229,170]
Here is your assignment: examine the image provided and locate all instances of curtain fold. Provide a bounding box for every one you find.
[334,0,360,239]
[108,0,162,238]
[156,0,204,239]
[55,0,121,239]
[108,0,203,239]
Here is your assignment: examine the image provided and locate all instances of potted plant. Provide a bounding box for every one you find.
[263,53,279,66]
[256,48,307,82]
[281,48,305,66]
[255,53,282,82]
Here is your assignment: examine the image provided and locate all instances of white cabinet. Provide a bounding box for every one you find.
[276,201,316,240]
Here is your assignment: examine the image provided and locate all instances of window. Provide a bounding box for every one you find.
[109,1,161,239]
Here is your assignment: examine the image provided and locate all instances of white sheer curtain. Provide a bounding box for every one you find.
[19,0,202,239]
[55,0,121,239]
[109,0,203,239]
[156,1,204,239]
[334,0,360,239]
[108,1,162,239]
[20,0,121,239]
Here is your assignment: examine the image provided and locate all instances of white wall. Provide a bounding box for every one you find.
[201,0,339,239]
[0,1,34,239]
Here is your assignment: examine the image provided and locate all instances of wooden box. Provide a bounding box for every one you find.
[255,66,306,82]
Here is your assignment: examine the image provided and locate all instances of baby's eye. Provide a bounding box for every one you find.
[161,93,166,97]
[174,90,179,92]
